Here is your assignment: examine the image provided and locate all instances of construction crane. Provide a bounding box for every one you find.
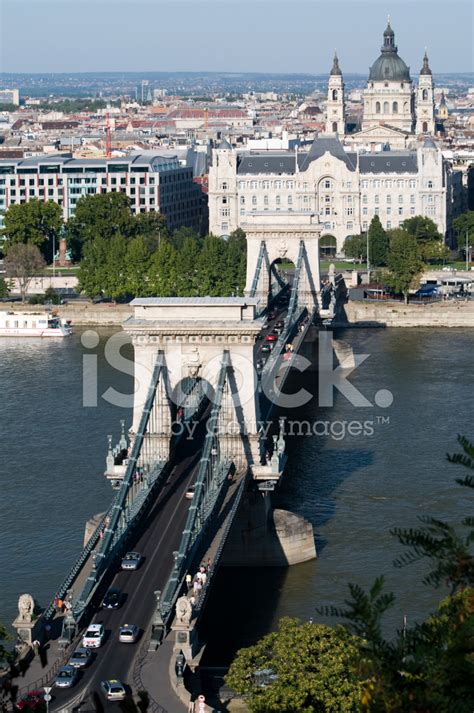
[105,112,111,158]
[204,107,209,132]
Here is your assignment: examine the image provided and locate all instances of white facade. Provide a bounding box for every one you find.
[208,136,461,251]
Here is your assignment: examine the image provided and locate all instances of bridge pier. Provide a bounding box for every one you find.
[221,489,316,567]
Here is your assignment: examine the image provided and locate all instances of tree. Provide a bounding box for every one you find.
[1,200,62,262]
[453,211,474,252]
[402,216,442,244]
[4,244,45,301]
[0,277,9,298]
[226,617,364,712]
[170,226,200,251]
[103,234,129,300]
[385,229,424,304]
[368,215,389,267]
[197,234,228,295]
[69,192,135,246]
[175,235,202,296]
[77,236,110,297]
[147,242,178,296]
[343,234,367,263]
[225,230,247,295]
[125,236,151,297]
[134,212,169,253]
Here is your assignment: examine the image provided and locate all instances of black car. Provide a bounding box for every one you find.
[102,587,123,609]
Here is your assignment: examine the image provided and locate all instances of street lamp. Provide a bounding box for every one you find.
[43,687,52,713]
[366,228,371,284]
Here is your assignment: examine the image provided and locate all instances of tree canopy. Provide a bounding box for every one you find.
[4,244,46,301]
[226,617,364,712]
[368,215,389,267]
[1,199,62,262]
[453,211,474,251]
[401,216,442,243]
[343,234,367,263]
[385,229,424,303]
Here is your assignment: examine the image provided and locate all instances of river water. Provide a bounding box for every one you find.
[0,327,472,660]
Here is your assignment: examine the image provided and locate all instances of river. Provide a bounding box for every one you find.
[0,327,472,662]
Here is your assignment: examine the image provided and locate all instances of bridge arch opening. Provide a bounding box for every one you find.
[172,376,215,420]
[320,234,337,258]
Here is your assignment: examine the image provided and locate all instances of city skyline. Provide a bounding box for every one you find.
[1,0,472,74]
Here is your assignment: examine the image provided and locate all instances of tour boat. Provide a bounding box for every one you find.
[0,310,72,337]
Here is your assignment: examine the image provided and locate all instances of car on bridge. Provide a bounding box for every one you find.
[82,623,104,648]
[100,680,126,701]
[55,664,78,689]
[261,344,272,353]
[265,334,277,342]
[102,587,123,609]
[118,624,139,643]
[185,484,196,500]
[121,551,143,570]
[275,320,285,329]
[68,646,92,668]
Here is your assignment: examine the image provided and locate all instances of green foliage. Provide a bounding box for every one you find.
[343,234,367,263]
[77,236,110,297]
[103,234,129,300]
[4,243,46,301]
[385,229,424,303]
[175,236,202,296]
[37,98,109,113]
[69,192,136,245]
[44,286,60,304]
[125,237,150,296]
[453,211,474,250]
[368,216,389,267]
[134,212,169,252]
[1,199,62,262]
[226,617,364,712]
[147,241,178,296]
[402,216,442,243]
[0,277,9,298]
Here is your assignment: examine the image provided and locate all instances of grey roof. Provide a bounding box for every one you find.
[0,153,180,171]
[423,137,437,149]
[330,51,342,76]
[237,153,296,175]
[186,147,209,177]
[369,22,411,82]
[131,297,260,306]
[358,152,418,174]
[299,135,356,171]
[217,138,232,150]
[420,51,432,76]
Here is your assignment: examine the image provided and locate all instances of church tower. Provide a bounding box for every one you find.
[325,51,345,136]
[416,50,435,134]
[437,91,449,121]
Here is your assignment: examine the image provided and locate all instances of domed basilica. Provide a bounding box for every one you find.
[326,20,435,146]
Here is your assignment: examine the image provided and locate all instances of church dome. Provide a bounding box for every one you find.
[369,21,411,82]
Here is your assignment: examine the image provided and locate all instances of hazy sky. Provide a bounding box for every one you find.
[0,0,472,74]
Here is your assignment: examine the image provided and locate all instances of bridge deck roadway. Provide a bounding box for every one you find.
[45,418,212,713]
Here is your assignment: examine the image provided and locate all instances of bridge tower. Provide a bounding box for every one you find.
[243,213,323,310]
[124,297,263,468]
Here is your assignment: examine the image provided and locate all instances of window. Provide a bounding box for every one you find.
[347,222,353,230]
[221,222,228,232]
[240,208,245,216]
[422,89,428,101]
[251,180,257,189]
[375,207,380,215]
[386,180,392,188]
[376,101,381,114]
[262,180,269,189]
[325,195,331,203]
[422,121,428,132]
[347,195,353,204]
[324,179,331,189]
[398,207,403,215]
[409,179,416,188]
[383,101,389,113]
[362,180,368,189]
[387,221,392,229]
[221,182,228,190]
[325,206,331,215]
[303,182,308,190]
[288,195,293,205]
[393,101,398,113]
[427,180,433,189]
[410,207,415,215]
[275,180,281,189]
[276,195,281,205]
[363,221,368,231]
[220,208,230,217]
[332,122,338,132]
[397,180,404,188]
[222,197,227,204]
[374,180,380,188]
[387,207,391,215]
[375,195,379,204]
[362,194,368,204]
[303,196,309,204]
[363,207,368,215]
[347,181,352,189]
[240,195,245,204]
[239,181,245,189]
[387,195,392,204]
[428,195,433,204]
[398,195,403,204]
[332,89,338,100]
[252,195,257,205]
[346,207,353,216]
[264,195,269,205]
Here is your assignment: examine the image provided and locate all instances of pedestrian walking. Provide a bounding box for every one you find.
[186,574,192,589]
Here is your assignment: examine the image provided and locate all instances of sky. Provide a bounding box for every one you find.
[0,0,472,75]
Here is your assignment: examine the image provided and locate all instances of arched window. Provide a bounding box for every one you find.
[332,122,338,132]
[428,180,433,189]
[332,89,338,100]
[375,101,381,114]
[240,195,245,204]
[422,89,428,101]
[404,101,408,111]
[383,101,389,113]
[422,121,428,132]
[393,101,398,113]
[221,182,228,190]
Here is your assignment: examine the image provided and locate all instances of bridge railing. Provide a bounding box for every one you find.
[73,354,169,620]
[159,352,231,624]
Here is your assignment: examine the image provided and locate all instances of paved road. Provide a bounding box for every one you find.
[50,423,207,712]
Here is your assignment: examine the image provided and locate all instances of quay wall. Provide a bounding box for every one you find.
[336,300,474,328]
[0,301,132,325]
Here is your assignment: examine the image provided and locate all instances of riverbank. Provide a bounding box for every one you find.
[336,299,474,328]
[0,301,132,325]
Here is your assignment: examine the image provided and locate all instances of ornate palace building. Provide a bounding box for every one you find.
[208,22,463,253]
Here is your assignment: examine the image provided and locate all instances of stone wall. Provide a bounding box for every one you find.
[222,491,316,567]
[336,299,474,328]
[0,301,132,326]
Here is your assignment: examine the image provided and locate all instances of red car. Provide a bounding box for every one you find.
[15,691,45,711]
[265,334,277,342]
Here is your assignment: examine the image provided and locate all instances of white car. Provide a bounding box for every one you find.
[82,623,104,649]
[118,624,139,643]
[100,680,126,701]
